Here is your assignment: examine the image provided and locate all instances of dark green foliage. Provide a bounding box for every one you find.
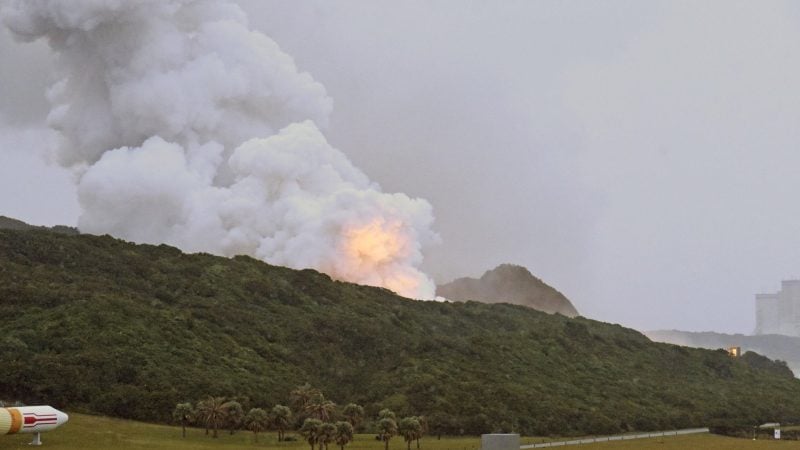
[399,417,422,450]
[300,418,323,450]
[223,400,244,434]
[334,421,354,450]
[196,397,227,438]
[305,395,336,421]
[342,403,364,430]
[647,329,800,375]
[0,215,78,234]
[172,402,194,438]
[319,422,337,450]
[2,229,800,436]
[272,404,292,441]
[244,408,269,443]
[740,351,794,378]
[379,409,397,421]
[377,418,398,450]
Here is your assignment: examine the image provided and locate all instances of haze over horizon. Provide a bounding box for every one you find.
[3,1,800,335]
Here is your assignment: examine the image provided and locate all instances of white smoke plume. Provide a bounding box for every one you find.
[2,0,437,298]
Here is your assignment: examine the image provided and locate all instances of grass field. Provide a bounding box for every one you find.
[0,413,480,450]
[0,414,795,450]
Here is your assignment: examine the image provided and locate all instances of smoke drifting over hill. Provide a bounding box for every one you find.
[1,0,437,298]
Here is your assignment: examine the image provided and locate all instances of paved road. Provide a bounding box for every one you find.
[520,428,710,448]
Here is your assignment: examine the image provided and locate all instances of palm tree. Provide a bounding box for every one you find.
[272,404,292,442]
[377,418,398,450]
[196,396,228,438]
[415,416,427,449]
[223,400,244,435]
[245,408,269,443]
[305,395,337,421]
[378,409,396,421]
[334,421,354,450]
[399,417,422,450]
[196,398,210,435]
[291,383,322,415]
[342,403,364,429]
[319,422,337,450]
[427,413,452,440]
[172,402,194,438]
[300,418,323,450]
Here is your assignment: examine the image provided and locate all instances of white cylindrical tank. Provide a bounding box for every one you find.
[0,406,68,435]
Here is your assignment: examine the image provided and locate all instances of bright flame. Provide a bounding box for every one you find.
[344,219,406,266]
[328,218,424,298]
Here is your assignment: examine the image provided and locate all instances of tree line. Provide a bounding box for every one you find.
[172,383,427,448]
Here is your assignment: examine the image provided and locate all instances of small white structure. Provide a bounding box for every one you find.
[481,433,520,450]
[757,422,780,441]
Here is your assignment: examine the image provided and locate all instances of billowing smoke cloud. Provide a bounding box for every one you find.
[2,0,437,298]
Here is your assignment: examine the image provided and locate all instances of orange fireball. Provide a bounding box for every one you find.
[344,218,407,266]
[328,218,422,298]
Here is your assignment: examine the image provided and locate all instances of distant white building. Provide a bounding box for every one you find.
[755,280,800,336]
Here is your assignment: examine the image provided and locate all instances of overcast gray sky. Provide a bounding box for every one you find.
[2,0,800,334]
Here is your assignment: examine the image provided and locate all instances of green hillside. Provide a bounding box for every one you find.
[1,228,800,436]
[647,329,800,376]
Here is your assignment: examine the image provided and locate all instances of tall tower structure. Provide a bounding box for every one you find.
[755,293,780,335]
[755,280,800,337]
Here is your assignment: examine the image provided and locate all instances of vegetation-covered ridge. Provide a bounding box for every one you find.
[646,329,800,376]
[1,228,800,436]
[0,215,78,235]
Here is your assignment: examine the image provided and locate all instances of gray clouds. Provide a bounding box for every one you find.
[565,1,800,331]
[0,0,436,298]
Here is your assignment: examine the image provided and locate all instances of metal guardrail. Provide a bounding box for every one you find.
[520,427,709,448]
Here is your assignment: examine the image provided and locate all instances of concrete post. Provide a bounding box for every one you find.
[481,433,520,450]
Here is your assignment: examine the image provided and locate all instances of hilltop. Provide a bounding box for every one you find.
[437,264,579,317]
[0,215,78,235]
[1,227,800,436]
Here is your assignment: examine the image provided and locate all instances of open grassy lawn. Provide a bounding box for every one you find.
[0,413,480,450]
[0,414,795,450]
